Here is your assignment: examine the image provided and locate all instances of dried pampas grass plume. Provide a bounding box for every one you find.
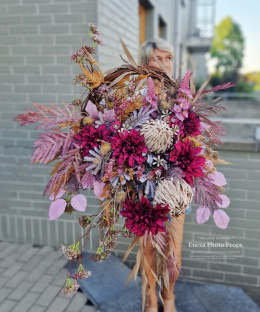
[140,119,173,154]
[153,179,193,218]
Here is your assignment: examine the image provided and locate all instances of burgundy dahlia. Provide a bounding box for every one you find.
[75,124,111,157]
[120,196,169,236]
[111,129,148,167]
[170,111,201,138]
[182,111,201,137]
[169,138,205,184]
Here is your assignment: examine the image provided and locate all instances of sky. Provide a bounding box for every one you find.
[207,0,260,74]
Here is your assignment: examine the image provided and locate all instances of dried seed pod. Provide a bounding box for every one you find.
[82,116,93,125]
[115,191,126,204]
[100,142,111,156]
[140,119,174,154]
[65,204,73,214]
[78,215,91,228]
[153,178,193,218]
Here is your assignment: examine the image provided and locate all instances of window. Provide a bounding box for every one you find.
[139,4,146,46]
[158,16,166,39]
[139,0,154,46]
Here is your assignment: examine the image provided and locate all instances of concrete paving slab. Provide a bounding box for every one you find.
[65,251,142,309]
[0,243,259,312]
[190,281,260,312]
[0,299,17,312]
[65,291,87,312]
[66,252,260,312]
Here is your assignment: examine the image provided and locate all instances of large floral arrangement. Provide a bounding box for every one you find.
[14,24,234,310]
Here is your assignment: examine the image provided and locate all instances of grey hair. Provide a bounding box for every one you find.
[140,38,174,64]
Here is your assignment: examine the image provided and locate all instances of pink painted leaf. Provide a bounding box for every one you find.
[103,109,116,122]
[208,172,227,186]
[213,209,230,229]
[85,100,99,119]
[206,159,213,168]
[49,188,65,201]
[196,206,211,224]
[175,112,184,121]
[200,122,210,131]
[93,181,105,197]
[182,110,188,118]
[202,159,213,172]
[49,199,66,221]
[217,194,230,208]
[71,194,87,212]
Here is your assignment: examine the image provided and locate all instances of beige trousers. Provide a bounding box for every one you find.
[143,213,186,305]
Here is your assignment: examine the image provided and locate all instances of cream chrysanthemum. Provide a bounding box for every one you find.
[153,178,193,218]
[140,119,174,154]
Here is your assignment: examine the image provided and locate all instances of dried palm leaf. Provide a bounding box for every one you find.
[122,235,139,263]
[192,75,211,103]
[190,71,196,95]
[78,63,104,89]
[118,36,137,66]
[82,44,99,67]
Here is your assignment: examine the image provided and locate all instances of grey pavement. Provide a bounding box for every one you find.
[67,251,260,312]
[0,242,259,312]
[0,242,100,312]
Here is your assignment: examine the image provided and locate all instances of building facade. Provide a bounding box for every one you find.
[1,0,259,303]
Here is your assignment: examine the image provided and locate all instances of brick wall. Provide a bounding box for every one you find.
[181,149,260,301]
[0,0,259,303]
[97,0,139,70]
[0,0,101,251]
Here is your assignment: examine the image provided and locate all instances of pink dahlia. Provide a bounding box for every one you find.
[75,124,111,157]
[170,111,201,138]
[111,129,148,167]
[169,138,205,184]
[120,196,169,236]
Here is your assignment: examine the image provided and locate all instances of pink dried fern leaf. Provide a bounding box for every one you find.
[14,102,82,130]
[32,129,67,164]
[198,82,235,99]
[43,147,81,196]
[31,129,76,165]
[194,102,227,116]
[193,176,223,210]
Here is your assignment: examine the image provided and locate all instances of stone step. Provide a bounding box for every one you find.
[209,100,260,119]
[210,118,260,139]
